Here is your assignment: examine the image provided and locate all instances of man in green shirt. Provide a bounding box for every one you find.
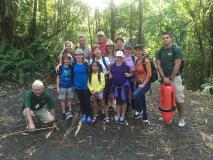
[156,32,185,127]
[23,80,56,132]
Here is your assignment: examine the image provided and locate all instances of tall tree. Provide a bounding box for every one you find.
[95,8,101,32]
[129,0,133,45]
[137,0,145,44]
[28,0,38,42]
[87,9,93,47]
[44,0,48,36]
[0,0,18,50]
[110,0,115,41]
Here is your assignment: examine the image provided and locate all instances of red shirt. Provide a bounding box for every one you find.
[99,41,106,56]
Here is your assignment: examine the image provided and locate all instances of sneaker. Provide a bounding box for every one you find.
[65,112,73,120]
[118,117,126,125]
[134,111,142,119]
[87,116,92,123]
[81,114,87,123]
[178,119,185,127]
[143,119,149,123]
[104,117,110,124]
[158,117,163,121]
[114,115,119,123]
[92,117,97,123]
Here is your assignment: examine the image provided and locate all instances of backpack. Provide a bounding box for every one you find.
[92,56,109,71]
[141,57,158,83]
[158,44,184,75]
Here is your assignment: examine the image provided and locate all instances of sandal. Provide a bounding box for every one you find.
[92,117,97,123]
[104,117,110,123]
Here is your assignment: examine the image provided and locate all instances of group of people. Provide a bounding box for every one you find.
[22,31,186,132]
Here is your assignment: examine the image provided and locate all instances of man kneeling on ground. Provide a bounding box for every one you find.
[22,80,57,132]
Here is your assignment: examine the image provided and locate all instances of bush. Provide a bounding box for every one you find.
[0,38,55,84]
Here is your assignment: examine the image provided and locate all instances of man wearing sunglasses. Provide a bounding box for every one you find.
[156,32,185,127]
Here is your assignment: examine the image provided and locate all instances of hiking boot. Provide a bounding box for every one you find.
[134,111,142,119]
[178,118,185,127]
[118,117,126,125]
[81,114,87,123]
[87,116,92,123]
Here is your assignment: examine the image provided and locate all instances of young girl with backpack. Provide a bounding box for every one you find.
[87,61,106,123]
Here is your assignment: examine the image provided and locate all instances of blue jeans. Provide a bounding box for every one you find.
[133,84,150,120]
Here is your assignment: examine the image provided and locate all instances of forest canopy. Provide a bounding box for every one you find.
[0,0,212,90]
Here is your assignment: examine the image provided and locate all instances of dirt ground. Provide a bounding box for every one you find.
[0,82,212,160]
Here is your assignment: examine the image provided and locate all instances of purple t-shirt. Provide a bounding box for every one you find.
[110,63,130,87]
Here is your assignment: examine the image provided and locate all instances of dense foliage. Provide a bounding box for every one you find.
[0,0,212,90]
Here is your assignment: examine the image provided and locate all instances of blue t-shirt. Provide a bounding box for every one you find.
[58,65,72,88]
[73,63,88,90]
[110,63,130,87]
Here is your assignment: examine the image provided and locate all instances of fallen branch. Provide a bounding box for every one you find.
[0,126,54,140]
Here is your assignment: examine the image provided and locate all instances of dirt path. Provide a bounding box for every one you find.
[0,83,212,160]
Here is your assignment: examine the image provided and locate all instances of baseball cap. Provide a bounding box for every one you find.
[134,44,144,50]
[97,31,105,37]
[116,51,124,57]
[124,44,132,49]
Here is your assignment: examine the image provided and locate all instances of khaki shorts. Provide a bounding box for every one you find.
[23,107,54,123]
[173,75,185,103]
[58,87,74,100]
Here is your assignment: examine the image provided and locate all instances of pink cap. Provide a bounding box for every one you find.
[116,51,124,57]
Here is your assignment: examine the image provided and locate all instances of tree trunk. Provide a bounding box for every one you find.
[56,0,62,32]
[87,9,93,48]
[129,0,133,45]
[53,0,57,33]
[137,0,145,45]
[208,2,213,75]
[110,0,115,41]
[44,0,48,36]
[95,8,101,33]
[0,0,18,50]
[28,0,38,43]
[183,0,206,83]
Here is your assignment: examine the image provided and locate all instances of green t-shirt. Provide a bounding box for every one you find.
[22,90,54,111]
[156,46,183,76]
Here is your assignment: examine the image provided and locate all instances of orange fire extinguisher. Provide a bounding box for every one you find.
[159,83,176,125]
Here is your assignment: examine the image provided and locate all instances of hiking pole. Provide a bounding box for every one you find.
[0,126,55,140]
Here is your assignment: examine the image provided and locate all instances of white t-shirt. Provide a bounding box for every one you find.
[90,57,110,74]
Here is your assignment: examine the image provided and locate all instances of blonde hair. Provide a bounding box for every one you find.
[64,41,73,50]
[32,80,44,89]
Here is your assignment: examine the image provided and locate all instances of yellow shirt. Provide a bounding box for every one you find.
[88,72,105,93]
